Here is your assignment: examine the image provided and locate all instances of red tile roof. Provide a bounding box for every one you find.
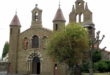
[10,14,21,26]
[53,7,65,22]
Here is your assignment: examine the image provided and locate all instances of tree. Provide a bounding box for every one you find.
[81,49,102,72]
[47,23,89,75]
[92,49,101,63]
[88,31,105,75]
[2,42,9,59]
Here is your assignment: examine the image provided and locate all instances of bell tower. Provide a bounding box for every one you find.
[69,0,95,38]
[31,4,42,28]
[75,0,84,13]
[69,0,92,24]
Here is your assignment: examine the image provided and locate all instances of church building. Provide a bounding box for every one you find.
[8,0,95,75]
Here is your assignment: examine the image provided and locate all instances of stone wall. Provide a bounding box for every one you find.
[0,62,9,71]
[101,50,110,60]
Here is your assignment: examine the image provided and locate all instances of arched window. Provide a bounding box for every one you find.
[55,24,58,31]
[23,37,28,50]
[76,14,79,23]
[32,35,39,48]
[81,13,84,22]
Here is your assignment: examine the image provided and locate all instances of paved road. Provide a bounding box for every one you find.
[0,71,7,75]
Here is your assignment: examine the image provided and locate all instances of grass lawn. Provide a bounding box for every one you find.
[83,73,110,75]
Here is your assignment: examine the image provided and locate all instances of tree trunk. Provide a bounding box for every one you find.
[68,65,82,75]
[89,49,93,75]
[89,60,93,75]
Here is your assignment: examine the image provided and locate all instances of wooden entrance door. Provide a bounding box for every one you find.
[32,57,40,74]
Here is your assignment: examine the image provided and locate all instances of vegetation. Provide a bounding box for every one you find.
[83,73,110,75]
[92,49,102,63]
[81,49,102,73]
[2,42,9,59]
[94,60,110,72]
[47,23,89,75]
[82,48,110,73]
[81,62,89,72]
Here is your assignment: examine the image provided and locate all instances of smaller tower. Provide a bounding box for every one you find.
[83,21,95,39]
[53,4,66,31]
[31,4,42,28]
[9,13,21,73]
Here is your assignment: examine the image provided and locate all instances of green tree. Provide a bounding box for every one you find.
[92,49,102,63]
[81,49,102,73]
[47,23,89,75]
[2,42,9,59]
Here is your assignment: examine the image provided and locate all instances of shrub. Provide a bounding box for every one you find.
[94,61,108,72]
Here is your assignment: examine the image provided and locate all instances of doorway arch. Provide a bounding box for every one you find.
[32,57,40,74]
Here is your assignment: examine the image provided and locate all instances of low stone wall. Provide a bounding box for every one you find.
[0,62,9,71]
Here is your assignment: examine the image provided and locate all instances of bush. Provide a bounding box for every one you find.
[94,60,109,72]
[82,60,110,72]
[81,62,89,72]
[104,60,110,72]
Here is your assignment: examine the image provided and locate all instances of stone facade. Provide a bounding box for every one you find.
[8,4,67,75]
[8,0,95,75]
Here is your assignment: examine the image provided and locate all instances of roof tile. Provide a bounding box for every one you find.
[10,14,21,26]
[53,7,65,22]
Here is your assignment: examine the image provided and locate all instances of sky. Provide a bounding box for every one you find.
[0,0,110,58]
